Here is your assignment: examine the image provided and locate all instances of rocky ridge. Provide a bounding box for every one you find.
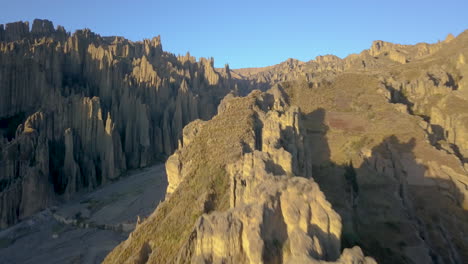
[377,32,468,165]
[104,86,376,264]
[1,18,467,264]
[134,30,468,263]
[231,30,468,178]
[231,33,458,87]
[0,19,252,228]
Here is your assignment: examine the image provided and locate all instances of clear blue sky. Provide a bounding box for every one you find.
[1,0,467,68]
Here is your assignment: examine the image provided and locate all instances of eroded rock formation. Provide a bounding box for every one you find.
[0,19,247,228]
[1,18,468,264]
[378,36,468,165]
[105,87,375,264]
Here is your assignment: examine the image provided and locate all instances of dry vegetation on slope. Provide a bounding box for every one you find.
[105,87,377,264]
[283,72,468,264]
[106,30,468,264]
[1,18,468,264]
[0,19,260,229]
[105,29,468,263]
[104,92,260,263]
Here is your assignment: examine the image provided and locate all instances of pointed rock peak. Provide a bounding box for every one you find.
[151,35,161,47]
[178,51,196,64]
[56,25,67,34]
[200,57,215,67]
[105,112,113,135]
[268,84,289,105]
[283,58,304,68]
[111,36,126,44]
[370,40,386,52]
[3,21,29,42]
[142,36,163,53]
[5,21,29,30]
[315,54,341,63]
[369,39,401,53]
[31,19,55,35]
[73,28,98,40]
[136,55,154,69]
[445,33,455,43]
[372,40,385,46]
[223,63,232,79]
[180,79,189,93]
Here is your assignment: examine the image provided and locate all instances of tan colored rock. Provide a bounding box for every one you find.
[200,57,220,86]
[165,151,182,195]
[445,33,455,43]
[0,20,235,227]
[106,87,375,263]
[180,87,371,263]
[458,53,466,66]
[192,166,343,263]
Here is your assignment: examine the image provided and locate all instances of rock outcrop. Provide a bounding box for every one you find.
[283,71,468,263]
[224,31,468,263]
[189,151,343,264]
[0,19,250,228]
[378,31,468,164]
[2,18,468,264]
[105,87,375,263]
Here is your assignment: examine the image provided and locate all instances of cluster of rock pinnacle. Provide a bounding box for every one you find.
[1,19,467,264]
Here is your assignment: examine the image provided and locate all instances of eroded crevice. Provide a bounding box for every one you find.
[0,113,25,141]
[381,80,467,167]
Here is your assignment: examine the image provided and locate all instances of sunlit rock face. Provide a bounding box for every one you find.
[185,89,373,264]
[0,19,245,228]
[2,18,468,264]
[158,30,468,263]
[106,87,376,264]
[191,152,343,264]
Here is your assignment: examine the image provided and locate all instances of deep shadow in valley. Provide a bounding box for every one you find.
[301,108,468,264]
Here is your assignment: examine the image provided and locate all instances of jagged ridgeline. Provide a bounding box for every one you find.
[104,86,376,264]
[0,19,249,228]
[1,18,468,264]
[104,30,468,264]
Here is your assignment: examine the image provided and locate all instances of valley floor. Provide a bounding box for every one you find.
[0,164,167,264]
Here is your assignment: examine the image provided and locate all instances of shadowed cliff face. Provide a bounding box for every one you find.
[304,109,468,264]
[284,73,468,264]
[104,86,376,264]
[1,18,468,264]
[0,19,259,228]
[233,30,468,168]
[104,30,468,264]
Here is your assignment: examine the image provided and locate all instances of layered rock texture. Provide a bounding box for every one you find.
[104,87,375,264]
[0,19,245,228]
[1,18,468,264]
[106,31,468,264]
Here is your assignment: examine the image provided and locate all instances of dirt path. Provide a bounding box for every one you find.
[0,164,167,264]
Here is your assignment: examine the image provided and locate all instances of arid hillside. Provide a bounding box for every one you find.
[0,19,467,264]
